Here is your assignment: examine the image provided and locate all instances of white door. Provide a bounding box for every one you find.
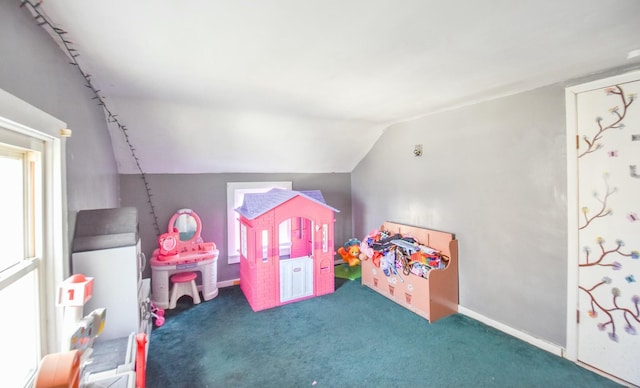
[569,74,640,385]
[280,256,314,303]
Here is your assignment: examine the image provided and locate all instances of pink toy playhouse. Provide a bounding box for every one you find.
[235,188,339,311]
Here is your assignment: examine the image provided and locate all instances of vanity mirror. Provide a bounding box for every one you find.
[168,208,202,243]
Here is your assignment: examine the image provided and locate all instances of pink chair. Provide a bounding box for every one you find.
[169,272,201,308]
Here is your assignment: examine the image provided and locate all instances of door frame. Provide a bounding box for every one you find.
[564,69,640,362]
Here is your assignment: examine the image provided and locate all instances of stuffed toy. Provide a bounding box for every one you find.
[338,238,362,267]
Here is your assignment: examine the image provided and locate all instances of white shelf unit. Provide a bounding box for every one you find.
[71,207,150,342]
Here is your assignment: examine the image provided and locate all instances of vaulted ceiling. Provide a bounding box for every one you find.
[36,1,640,173]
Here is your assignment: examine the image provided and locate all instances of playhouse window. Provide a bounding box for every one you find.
[240,223,247,258]
[261,230,269,262]
[322,224,329,253]
[227,181,292,264]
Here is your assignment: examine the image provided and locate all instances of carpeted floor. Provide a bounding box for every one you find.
[146,278,620,388]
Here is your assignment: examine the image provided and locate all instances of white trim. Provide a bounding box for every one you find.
[577,361,635,387]
[458,306,564,357]
[0,89,67,358]
[0,259,39,290]
[218,278,240,288]
[564,69,640,363]
[564,87,579,362]
[0,89,66,137]
[566,70,640,94]
[44,134,66,354]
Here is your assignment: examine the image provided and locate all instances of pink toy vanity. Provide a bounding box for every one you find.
[150,209,219,309]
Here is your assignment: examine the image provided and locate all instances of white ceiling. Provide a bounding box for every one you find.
[38,0,640,174]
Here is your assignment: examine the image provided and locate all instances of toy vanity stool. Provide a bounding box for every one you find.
[150,208,219,309]
[169,271,201,308]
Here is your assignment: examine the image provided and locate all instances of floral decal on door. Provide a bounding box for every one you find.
[578,85,639,342]
[579,86,634,158]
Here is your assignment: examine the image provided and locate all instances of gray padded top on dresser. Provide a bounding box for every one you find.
[82,335,131,375]
[72,207,139,252]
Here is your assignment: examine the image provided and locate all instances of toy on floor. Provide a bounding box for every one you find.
[235,188,339,312]
[56,274,108,358]
[136,333,147,388]
[150,208,220,309]
[34,350,81,388]
[35,275,107,388]
[169,271,201,308]
[335,238,366,280]
[146,298,165,327]
[338,238,362,267]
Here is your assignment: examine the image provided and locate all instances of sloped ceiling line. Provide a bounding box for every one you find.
[20,0,161,234]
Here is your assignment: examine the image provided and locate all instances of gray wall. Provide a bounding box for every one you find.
[120,173,351,282]
[1,2,120,269]
[352,84,568,346]
[7,0,637,351]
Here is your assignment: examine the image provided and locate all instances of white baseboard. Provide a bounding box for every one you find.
[576,361,636,387]
[218,278,240,288]
[457,305,564,357]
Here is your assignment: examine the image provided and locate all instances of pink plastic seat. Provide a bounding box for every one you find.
[172,272,197,283]
[169,271,201,308]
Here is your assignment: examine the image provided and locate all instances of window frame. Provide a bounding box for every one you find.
[0,130,45,387]
[226,181,292,264]
[0,92,67,386]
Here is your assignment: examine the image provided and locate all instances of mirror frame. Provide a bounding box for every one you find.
[167,208,203,244]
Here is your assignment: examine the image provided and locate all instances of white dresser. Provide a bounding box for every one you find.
[71,207,150,342]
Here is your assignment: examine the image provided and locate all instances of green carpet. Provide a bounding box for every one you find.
[146,279,620,387]
[333,264,361,280]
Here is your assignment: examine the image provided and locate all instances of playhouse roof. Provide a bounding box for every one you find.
[235,188,339,220]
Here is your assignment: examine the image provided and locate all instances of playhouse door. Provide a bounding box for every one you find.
[280,256,313,303]
[572,75,640,385]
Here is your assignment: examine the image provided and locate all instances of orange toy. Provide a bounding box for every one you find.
[338,238,361,267]
[34,350,80,388]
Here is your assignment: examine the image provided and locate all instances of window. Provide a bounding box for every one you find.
[0,108,65,387]
[322,224,329,253]
[261,230,269,262]
[240,223,247,259]
[226,181,292,264]
[0,135,43,387]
